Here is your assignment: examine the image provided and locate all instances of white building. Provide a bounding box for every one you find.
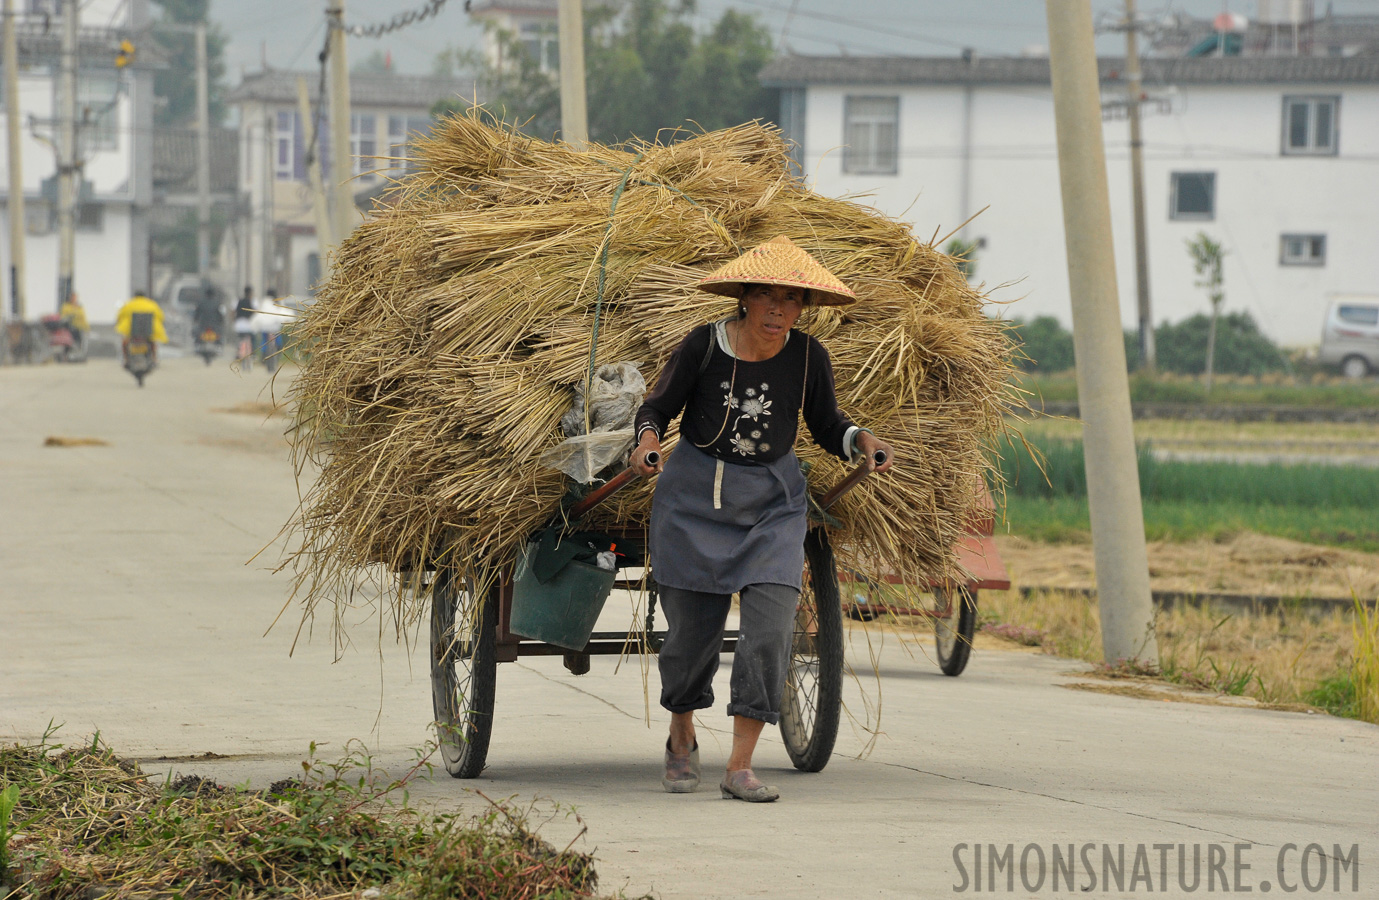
[760,54,1379,345]
[227,71,480,298]
[0,0,154,326]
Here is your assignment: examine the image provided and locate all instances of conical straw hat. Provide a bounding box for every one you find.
[696,236,857,306]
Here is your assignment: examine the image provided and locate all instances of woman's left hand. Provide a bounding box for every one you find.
[856,431,896,474]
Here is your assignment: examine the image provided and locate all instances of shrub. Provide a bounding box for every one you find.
[1155,311,1289,376]
[1008,316,1076,373]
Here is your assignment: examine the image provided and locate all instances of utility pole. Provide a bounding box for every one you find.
[297,76,334,261]
[327,0,355,245]
[557,0,589,147]
[4,0,27,324]
[195,21,211,278]
[55,0,78,312]
[1044,0,1158,666]
[1124,0,1155,371]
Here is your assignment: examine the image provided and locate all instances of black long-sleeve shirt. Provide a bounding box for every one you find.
[635,321,859,465]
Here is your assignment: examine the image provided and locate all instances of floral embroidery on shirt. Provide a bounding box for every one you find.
[731,434,758,455]
[723,380,773,456]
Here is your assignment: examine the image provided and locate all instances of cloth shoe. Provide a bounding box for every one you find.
[662,739,700,793]
[719,768,779,802]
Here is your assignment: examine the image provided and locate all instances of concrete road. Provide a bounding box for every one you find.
[2,359,1376,899]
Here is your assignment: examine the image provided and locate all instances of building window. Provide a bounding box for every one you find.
[1170,172,1215,220]
[387,114,432,173]
[351,113,377,180]
[76,203,103,232]
[519,22,559,73]
[843,96,899,176]
[779,88,806,177]
[1282,96,1339,156]
[25,201,52,235]
[76,76,119,152]
[275,110,304,181]
[1280,233,1325,266]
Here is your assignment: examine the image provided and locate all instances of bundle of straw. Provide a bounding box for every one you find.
[284,114,1014,631]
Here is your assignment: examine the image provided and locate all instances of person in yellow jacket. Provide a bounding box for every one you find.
[114,291,168,365]
[59,293,90,358]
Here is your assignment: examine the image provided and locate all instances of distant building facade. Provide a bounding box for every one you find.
[760,54,1379,344]
[0,0,154,325]
[226,71,479,298]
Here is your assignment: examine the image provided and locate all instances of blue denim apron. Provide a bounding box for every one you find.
[648,441,808,593]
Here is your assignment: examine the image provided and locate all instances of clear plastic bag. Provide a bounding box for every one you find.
[541,362,647,483]
[560,362,646,436]
[539,430,636,483]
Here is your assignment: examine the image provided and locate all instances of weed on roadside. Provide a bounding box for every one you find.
[0,728,605,899]
[979,589,1372,718]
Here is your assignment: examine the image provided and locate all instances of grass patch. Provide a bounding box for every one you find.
[0,732,606,900]
[1017,372,1379,408]
[992,434,1379,551]
[1002,494,1379,553]
[979,588,1377,723]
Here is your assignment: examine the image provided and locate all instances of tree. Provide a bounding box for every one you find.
[353,49,393,75]
[944,237,978,278]
[151,0,229,127]
[447,0,777,144]
[1186,232,1226,393]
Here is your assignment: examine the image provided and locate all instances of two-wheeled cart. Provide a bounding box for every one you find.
[841,486,1009,676]
[427,451,1001,779]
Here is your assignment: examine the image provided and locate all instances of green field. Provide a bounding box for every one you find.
[993,435,1379,551]
[1016,372,1379,409]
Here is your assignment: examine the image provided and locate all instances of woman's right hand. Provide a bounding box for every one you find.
[631,432,664,477]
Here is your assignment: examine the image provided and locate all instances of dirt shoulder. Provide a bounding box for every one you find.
[993,531,1379,600]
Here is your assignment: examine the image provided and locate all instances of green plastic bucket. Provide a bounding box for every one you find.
[510,539,617,651]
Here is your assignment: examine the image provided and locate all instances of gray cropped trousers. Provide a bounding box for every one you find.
[656,582,800,724]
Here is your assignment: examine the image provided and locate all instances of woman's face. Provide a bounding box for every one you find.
[741,283,805,343]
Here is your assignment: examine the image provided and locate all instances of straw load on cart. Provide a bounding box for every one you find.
[283,114,1015,629]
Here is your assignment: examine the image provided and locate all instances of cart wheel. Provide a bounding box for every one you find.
[780,527,844,772]
[933,586,977,676]
[431,564,497,778]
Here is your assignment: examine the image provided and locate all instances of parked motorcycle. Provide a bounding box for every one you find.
[194,326,222,366]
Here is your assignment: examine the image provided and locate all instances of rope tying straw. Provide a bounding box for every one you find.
[584,156,743,433]
[583,154,643,433]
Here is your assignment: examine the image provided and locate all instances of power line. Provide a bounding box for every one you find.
[331,0,454,39]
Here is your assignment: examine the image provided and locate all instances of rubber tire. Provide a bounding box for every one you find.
[779,528,844,773]
[934,587,977,676]
[431,565,497,778]
[135,372,145,387]
[1341,355,1370,379]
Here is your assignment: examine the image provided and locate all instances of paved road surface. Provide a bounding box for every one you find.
[2,359,1375,899]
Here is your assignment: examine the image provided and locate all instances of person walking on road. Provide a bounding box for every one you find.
[631,236,894,802]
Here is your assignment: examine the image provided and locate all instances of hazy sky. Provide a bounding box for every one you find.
[217,0,1379,81]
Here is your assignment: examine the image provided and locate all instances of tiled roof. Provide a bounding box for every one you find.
[152,126,239,195]
[759,54,1379,88]
[228,70,483,109]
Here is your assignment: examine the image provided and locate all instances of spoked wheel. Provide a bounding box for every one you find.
[430,563,498,778]
[933,586,977,676]
[780,527,844,772]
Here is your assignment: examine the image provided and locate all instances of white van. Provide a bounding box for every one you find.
[1319,295,1379,378]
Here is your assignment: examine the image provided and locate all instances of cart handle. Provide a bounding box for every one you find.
[818,450,888,512]
[567,450,662,519]
[571,447,883,520]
